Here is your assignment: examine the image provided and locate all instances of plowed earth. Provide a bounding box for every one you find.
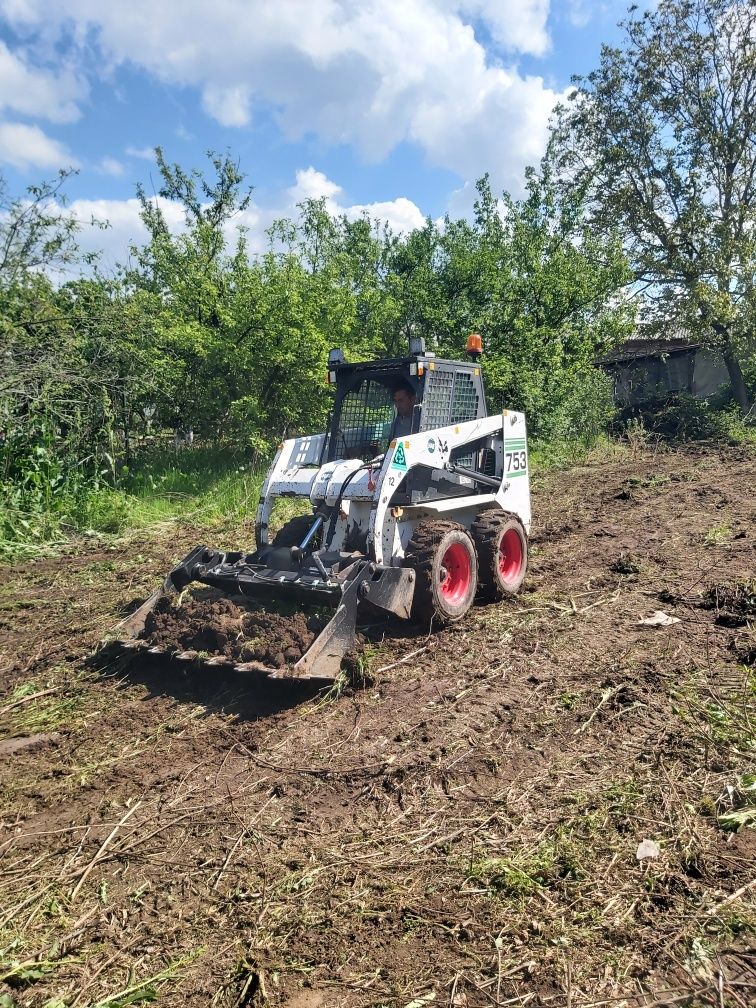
[0,444,754,1008]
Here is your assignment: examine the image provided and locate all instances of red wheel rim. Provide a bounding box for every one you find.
[498,528,523,586]
[440,542,472,604]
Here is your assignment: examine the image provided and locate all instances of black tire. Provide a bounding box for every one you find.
[403,519,478,626]
[471,510,528,600]
[272,514,320,548]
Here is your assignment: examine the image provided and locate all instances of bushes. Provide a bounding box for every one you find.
[615,395,756,444]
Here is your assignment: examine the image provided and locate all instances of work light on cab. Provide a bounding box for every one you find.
[466,332,483,360]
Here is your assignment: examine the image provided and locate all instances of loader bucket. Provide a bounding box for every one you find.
[100,546,415,683]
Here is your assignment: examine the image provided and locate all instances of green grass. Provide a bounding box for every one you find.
[704,521,734,546]
[528,433,630,475]
[466,830,589,898]
[0,445,269,559]
[105,444,265,529]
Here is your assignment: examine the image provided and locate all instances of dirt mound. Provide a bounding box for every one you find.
[142,594,317,668]
[702,580,756,625]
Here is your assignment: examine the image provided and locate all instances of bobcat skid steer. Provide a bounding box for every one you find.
[104,335,531,681]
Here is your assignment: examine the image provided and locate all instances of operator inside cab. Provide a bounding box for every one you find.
[390,381,416,440]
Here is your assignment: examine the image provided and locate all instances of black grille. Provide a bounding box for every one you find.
[420,368,480,432]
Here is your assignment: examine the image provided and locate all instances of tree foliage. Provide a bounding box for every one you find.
[553,0,756,411]
[1,149,630,547]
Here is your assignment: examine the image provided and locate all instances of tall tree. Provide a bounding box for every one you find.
[377,173,630,438]
[0,168,84,288]
[553,0,756,412]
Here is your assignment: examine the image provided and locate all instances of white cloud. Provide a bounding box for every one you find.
[457,1,550,55]
[347,196,426,234]
[96,156,124,176]
[0,0,562,194]
[289,166,343,211]
[0,39,84,122]
[125,145,155,160]
[0,120,79,169]
[287,166,425,234]
[201,84,251,127]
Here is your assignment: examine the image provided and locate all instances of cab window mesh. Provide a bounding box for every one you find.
[420,369,481,431]
[451,372,479,423]
[325,380,396,460]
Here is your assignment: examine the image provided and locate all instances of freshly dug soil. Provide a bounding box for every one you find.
[142,594,317,668]
[2,444,755,1008]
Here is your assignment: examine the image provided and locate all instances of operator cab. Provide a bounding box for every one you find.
[324,337,488,465]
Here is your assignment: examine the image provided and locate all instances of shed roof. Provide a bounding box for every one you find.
[598,337,698,366]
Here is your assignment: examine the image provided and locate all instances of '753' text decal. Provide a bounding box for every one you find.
[505,449,527,475]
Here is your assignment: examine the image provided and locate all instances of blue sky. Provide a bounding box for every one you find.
[0,1,634,268]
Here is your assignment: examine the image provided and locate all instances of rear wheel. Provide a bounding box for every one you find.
[403,520,478,625]
[471,510,528,600]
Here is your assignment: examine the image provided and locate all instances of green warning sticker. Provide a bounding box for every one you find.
[392,443,408,471]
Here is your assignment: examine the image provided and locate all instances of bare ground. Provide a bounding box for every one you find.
[0,443,754,1008]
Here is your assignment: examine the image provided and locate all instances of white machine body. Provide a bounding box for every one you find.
[256,410,530,565]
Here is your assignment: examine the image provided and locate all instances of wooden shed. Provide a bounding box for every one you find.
[598,338,730,406]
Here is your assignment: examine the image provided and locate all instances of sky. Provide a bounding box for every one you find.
[0,0,635,270]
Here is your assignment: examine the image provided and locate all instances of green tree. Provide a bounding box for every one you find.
[127,151,348,451]
[553,0,756,412]
[376,172,630,438]
[125,148,257,439]
[474,169,631,435]
[0,169,83,286]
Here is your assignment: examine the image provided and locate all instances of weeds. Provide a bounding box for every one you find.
[529,433,626,474]
[704,522,734,546]
[467,831,589,897]
[616,396,756,444]
[0,444,266,560]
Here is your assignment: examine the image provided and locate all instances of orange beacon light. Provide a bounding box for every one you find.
[466,332,483,360]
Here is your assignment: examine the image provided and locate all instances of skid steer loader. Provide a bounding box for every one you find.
[104,335,531,681]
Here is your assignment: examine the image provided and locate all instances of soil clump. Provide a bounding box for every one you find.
[142,594,317,667]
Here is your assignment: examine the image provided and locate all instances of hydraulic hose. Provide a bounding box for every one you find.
[323,456,383,549]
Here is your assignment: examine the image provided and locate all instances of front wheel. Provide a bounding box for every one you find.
[403,520,478,625]
[471,510,528,600]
